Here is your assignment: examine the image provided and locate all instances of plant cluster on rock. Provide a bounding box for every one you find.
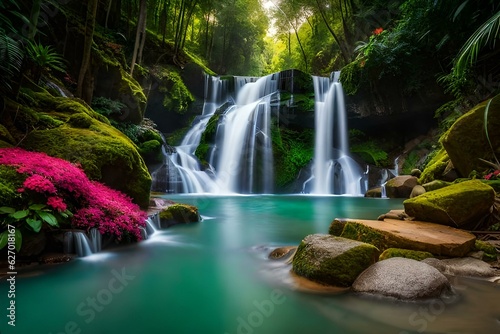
[0,147,147,250]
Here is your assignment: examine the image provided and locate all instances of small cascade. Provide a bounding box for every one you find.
[145,217,157,236]
[73,231,93,257]
[307,72,363,195]
[44,80,68,97]
[89,228,101,253]
[381,182,387,198]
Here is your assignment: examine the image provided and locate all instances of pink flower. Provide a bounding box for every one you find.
[47,196,67,212]
[484,173,493,180]
[23,174,57,194]
[0,147,147,241]
[494,170,500,176]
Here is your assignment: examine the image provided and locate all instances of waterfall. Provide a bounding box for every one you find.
[213,74,276,193]
[307,72,363,195]
[154,73,277,194]
[73,232,93,257]
[89,228,102,253]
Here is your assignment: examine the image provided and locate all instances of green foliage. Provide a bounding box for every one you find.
[349,129,389,167]
[91,96,126,117]
[0,204,72,251]
[339,60,363,95]
[155,67,194,114]
[25,41,66,83]
[0,165,22,205]
[401,151,420,175]
[272,125,314,187]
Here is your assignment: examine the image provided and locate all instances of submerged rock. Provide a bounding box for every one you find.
[352,257,451,300]
[159,203,200,227]
[330,218,475,257]
[292,234,379,287]
[403,179,495,227]
[422,257,498,278]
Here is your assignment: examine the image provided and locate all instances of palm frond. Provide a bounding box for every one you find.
[453,10,500,77]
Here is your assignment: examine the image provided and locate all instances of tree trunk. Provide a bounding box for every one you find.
[76,0,99,102]
[130,0,147,75]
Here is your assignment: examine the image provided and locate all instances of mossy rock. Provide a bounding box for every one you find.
[20,110,151,208]
[422,180,451,192]
[385,176,419,198]
[473,240,498,262]
[68,113,93,128]
[379,248,434,261]
[403,179,495,227]
[335,221,397,251]
[419,148,449,184]
[441,94,500,177]
[159,203,200,227]
[292,234,379,287]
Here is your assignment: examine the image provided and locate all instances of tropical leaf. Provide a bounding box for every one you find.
[29,204,46,211]
[11,209,29,219]
[453,10,500,77]
[26,218,42,233]
[0,206,15,214]
[15,228,22,251]
[37,211,58,227]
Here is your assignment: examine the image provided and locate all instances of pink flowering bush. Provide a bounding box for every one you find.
[0,147,146,242]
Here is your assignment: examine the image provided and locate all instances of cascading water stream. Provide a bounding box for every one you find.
[213,74,276,193]
[306,72,363,195]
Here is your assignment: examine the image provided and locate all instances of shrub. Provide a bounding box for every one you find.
[0,147,147,249]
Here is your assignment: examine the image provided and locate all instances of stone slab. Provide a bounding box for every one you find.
[333,218,476,257]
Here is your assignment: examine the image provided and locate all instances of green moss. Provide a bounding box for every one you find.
[419,147,449,184]
[20,118,151,208]
[119,68,147,107]
[272,126,314,188]
[195,113,221,164]
[292,236,379,287]
[339,222,396,251]
[68,113,93,128]
[138,139,162,164]
[157,67,194,114]
[403,179,495,227]
[328,219,346,236]
[379,248,434,261]
[473,240,498,262]
[0,165,23,205]
[159,204,200,224]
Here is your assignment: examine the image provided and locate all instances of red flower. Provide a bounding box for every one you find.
[484,173,493,180]
[373,27,384,35]
[494,170,500,176]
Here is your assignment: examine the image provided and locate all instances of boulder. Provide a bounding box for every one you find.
[403,179,495,227]
[364,187,382,198]
[422,179,451,192]
[385,176,419,198]
[410,185,426,198]
[422,257,497,278]
[17,94,152,208]
[330,218,475,257]
[441,94,500,177]
[292,234,379,287]
[352,257,451,300]
[159,203,200,227]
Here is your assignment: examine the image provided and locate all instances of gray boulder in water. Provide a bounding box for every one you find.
[352,257,451,300]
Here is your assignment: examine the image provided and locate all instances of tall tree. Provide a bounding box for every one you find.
[76,0,99,102]
[130,0,148,75]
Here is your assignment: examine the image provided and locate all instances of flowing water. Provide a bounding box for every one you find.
[2,195,499,334]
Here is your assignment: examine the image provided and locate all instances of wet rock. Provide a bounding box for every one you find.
[269,246,297,262]
[385,175,419,198]
[422,257,498,277]
[292,234,379,287]
[379,248,434,261]
[364,187,382,198]
[404,179,495,227]
[352,257,451,300]
[159,203,200,227]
